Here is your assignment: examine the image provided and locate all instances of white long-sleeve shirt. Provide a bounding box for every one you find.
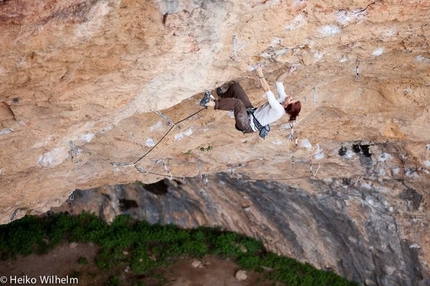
[250,81,287,131]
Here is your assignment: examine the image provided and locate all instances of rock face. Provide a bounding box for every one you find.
[1,0,430,285]
[52,175,427,286]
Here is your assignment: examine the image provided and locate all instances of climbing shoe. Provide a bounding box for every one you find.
[200,90,211,107]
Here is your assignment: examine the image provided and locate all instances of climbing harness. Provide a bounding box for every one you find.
[110,89,317,182]
[247,108,270,139]
[110,100,316,182]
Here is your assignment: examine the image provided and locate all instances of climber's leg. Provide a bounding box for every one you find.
[220,82,253,109]
[216,80,236,97]
[215,98,251,132]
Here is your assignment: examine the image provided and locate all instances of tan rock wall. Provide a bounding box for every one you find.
[1,0,430,283]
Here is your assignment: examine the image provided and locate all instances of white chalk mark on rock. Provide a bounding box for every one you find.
[184,127,193,136]
[175,128,193,141]
[80,133,95,143]
[38,147,68,167]
[301,139,313,150]
[0,128,13,136]
[146,138,156,147]
[285,14,305,31]
[372,48,384,57]
[150,121,163,131]
[174,133,183,141]
[378,153,392,162]
[416,55,430,63]
[319,25,341,36]
[314,144,324,160]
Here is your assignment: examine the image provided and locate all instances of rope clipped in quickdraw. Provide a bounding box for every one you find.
[355,59,360,81]
[287,121,298,148]
[133,107,206,165]
[110,107,207,175]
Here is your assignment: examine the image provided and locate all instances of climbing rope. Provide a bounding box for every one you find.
[287,122,298,148]
[111,107,207,173]
[110,100,323,181]
[131,169,316,182]
[111,77,429,181]
[110,97,319,180]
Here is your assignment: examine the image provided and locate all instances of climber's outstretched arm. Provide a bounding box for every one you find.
[276,65,297,83]
[256,66,270,92]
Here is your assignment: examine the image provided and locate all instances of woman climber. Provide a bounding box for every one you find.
[199,65,301,138]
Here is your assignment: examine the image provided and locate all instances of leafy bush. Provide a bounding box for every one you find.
[0,215,46,259]
[107,275,121,286]
[0,213,358,286]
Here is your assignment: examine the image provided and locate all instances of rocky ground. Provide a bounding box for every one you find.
[0,242,280,286]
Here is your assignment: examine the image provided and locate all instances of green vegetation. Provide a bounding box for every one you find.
[0,213,357,286]
[107,275,121,286]
[77,257,88,265]
[199,145,213,152]
[135,181,146,188]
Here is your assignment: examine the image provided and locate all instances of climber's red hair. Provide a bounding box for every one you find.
[285,101,301,121]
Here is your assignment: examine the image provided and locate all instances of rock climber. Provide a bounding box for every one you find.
[199,65,301,138]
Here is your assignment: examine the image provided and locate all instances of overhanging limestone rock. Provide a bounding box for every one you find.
[1,0,430,284]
